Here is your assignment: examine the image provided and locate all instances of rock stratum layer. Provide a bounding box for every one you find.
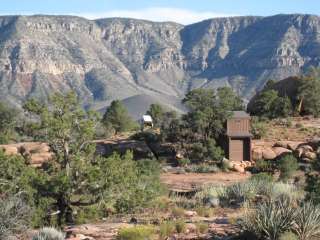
[0,14,319,111]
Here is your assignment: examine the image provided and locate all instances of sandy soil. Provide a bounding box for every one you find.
[160,172,251,192]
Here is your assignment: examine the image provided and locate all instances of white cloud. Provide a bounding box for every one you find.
[76,7,236,25]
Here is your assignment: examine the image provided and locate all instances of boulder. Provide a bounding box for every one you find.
[0,145,19,155]
[241,161,252,168]
[310,137,320,145]
[252,147,263,161]
[317,147,320,155]
[295,145,314,158]
[262,148,277,160]
[185,223,197,233]
[76,234,95,240]
[30,152,53,165]
[299,144,314,152]
[274,141,289,149]
[205,196,220,208]
[288,142,300,151]
[222,158,234,169]
[233,164,245,173]
[302,158,314,163]
[272,147,292,157]
[184,210,197,218]
[302,151,317,160]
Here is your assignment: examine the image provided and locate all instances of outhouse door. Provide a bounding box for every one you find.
[230,139,244,162]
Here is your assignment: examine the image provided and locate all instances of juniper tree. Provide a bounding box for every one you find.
[23,92,101,225]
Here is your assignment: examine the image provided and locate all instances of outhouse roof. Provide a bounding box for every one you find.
[231,111,250,119]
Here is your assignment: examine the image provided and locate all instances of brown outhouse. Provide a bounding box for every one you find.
[225,111,252,162]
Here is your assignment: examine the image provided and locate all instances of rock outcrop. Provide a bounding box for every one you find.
[0,14,319,111]
[0,142,52,167]
[252,139,320,162]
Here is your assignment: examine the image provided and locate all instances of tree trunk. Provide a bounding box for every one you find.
[63,141,71,177]
[57,196,73,226]
[57,197,67,226]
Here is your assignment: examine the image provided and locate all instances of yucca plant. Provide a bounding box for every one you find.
[226,181,259,204]
[270,182,304,203]
[32,227,65,240]
[293,202,320,240]
[241,199,296,240]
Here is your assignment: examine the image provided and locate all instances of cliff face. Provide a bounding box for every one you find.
[0,14,319,109]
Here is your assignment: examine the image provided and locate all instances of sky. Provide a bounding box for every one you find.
[0,0,319,24]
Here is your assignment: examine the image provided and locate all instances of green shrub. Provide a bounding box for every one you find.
[178,158,190,167]
[171,207,185,218]
[251,117,267,139]
[251,173,274,183]
[117,225,156,240]
[270,182,304,202]
[306,173,320,204]
[226,181,259,204]
[255,159,274,172]
[195,206,214,217]
[195,222,209,234]
[194,185,227,206]
[241,200,296,240]
[279,231,298,240]
[175,220,186,233]
[185,164,220,173]
[170,193,196,209]
[159,222,175,239]
[293,202,320,240]
[74,205,100,224]
[277,154,299,181]
[149,196,171,211]
[32,227,65,240]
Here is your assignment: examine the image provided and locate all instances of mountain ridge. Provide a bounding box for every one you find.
[0,13,319,115]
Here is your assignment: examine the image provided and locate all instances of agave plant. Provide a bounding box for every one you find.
[241,199,296,240]
[32,227,65,240]
[293,202,320,240]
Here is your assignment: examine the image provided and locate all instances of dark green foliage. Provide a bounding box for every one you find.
[24,92,100,226]
[277,154,299,181]
[182,88,236,140]
[188,139,224,163]
[160,111,181,143]
[98,152,162,213]
[305,173,320,204]
[250,117,267,139]
[216,87,244,111]
[0,151,40,202]
[255,159,274,173]
[298,68,320,117]
[146,103,165,128]
[102,100,138,134]
[248,89,292,119]
[20,92,162,226]
[161,87,241,163]
[0,102,19,144]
